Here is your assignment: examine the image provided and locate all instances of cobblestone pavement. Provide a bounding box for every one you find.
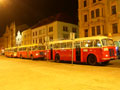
[0,56,120,90]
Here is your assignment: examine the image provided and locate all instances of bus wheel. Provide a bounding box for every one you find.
[55,54,60,63]
[31,55,34,60]
[87,55,97,65]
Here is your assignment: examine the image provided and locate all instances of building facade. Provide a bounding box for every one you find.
[78,0,120,39]
[3,22,16,48]
[32,21,78,44]
[22,28,32,45]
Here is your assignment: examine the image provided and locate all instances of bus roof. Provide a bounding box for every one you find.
[49,40,73,44]
[75,36,109,41]
[49,36,110,44]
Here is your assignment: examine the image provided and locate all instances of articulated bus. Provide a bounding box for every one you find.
[47,36,117,65]
[17,44,46,59]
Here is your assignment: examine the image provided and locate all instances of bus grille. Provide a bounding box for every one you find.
[109,49,115,57]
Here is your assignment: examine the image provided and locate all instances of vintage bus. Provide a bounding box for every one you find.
[47,36,117,65]
[29,44,46,60]
[17,44,46,60]
[5,48,14,57]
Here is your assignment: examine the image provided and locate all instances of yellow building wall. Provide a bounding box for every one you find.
[22,29,32,45]
[78,0,120,39]
[32,21,78,44]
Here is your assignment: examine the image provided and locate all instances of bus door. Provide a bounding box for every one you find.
[75,42,81,62]
[26,47,29,58]
[50,44,53,60]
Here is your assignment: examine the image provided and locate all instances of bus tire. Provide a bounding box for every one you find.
[31,55,34,60]
[87,54,97,65]
[55,54,60,63]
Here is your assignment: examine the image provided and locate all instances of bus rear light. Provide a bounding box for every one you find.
[104,48,108,51]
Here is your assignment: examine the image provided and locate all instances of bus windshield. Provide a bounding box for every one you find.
[102,39,114,46]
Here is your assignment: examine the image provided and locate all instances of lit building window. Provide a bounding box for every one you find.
[111,5,116,15]
[112,23,118,34]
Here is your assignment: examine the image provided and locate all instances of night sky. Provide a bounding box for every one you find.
[0,0,78,36]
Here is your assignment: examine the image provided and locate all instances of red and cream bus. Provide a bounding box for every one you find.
[47,36,117,65]
[29,44,46,60]
[5,48,14,57]
[17,44,46,60]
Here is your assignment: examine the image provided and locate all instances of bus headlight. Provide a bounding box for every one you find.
[36,53,39,56]
[104,48,109,51]
[106,54,109,57]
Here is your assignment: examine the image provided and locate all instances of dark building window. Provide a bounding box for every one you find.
[33,32,34,36]
[49,36,53,41]
[39,38,42,43]
[36,32,37,36]
[63,26,68,32]
[96,9,100,17]
[112,5,116,15]
[84,15,87,22]
[63,34,69,40]
[92,27,95,36]
[49,27,53,32]
[91,10,94,18]
[84,0,87,7]
[72,28,77,33]
[93,0,96,3]
[97,26,101,35]
[85,29,88,37]
[112,23,118,34]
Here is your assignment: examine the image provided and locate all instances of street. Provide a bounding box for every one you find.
[0,56,120,90]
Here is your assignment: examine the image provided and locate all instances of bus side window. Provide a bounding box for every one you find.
[87,40,93,47]
[67,42,72,48]
[74,41,80,48]
[54,43,60,49]
[61,43,66,48]
[82,40,93,47]
[94,40,101,47]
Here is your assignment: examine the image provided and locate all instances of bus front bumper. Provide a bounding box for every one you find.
[102,57,116,60]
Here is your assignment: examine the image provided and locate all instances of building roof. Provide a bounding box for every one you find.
[31,13,78,29]
[16,24,29,32]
